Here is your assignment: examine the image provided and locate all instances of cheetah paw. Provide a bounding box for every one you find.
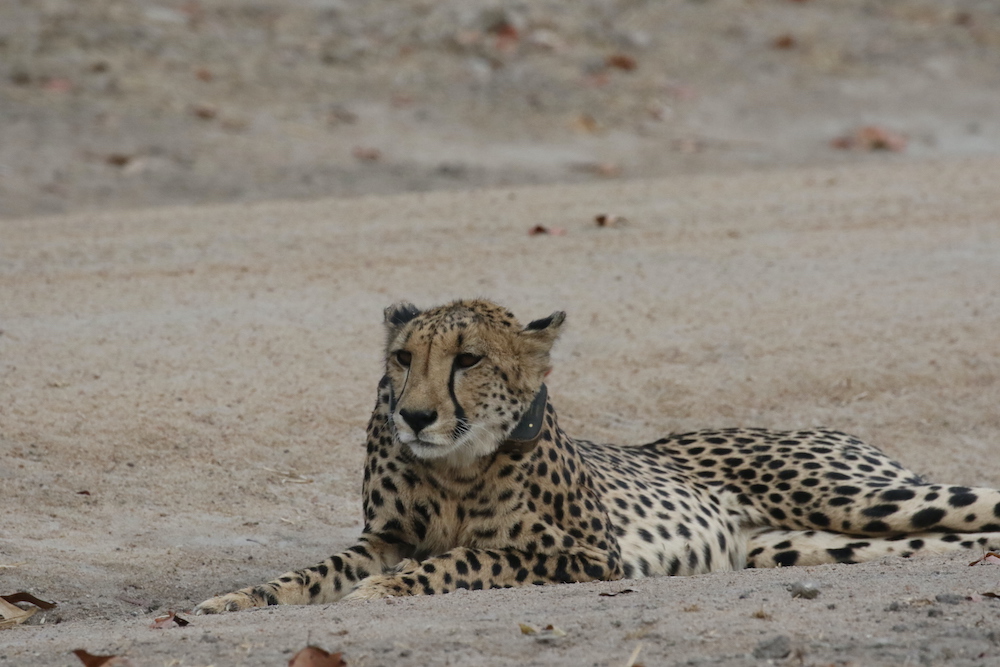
[341,576,403,602]
[194,591,262,614]
[389,558,420,575]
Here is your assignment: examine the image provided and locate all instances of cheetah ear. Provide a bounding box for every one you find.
[384,302,421,340]
[521,310,566,355]
[523,311,566,336]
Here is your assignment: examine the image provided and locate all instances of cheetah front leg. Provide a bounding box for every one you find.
[342,546,619,601]
[194,534,408,613]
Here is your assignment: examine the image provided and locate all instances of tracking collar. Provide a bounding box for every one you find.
[498,384,548,454]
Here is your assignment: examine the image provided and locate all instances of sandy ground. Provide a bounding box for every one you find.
[4,2,1000,665]
[3,1,1000,220]
[2,157,1000,665]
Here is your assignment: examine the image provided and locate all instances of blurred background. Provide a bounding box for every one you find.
[1,0,998,220]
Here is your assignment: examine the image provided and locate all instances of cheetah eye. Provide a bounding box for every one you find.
[454,353,482,369]
[395,350,412,368]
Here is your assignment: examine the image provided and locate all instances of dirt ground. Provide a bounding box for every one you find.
[2,0,1000,220]
[3,1,1000,666]
[3,158,1000,665]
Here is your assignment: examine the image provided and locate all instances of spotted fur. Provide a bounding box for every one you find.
[195,299,1000,612]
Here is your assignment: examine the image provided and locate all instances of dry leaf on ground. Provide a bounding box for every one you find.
[606,54,638,71]
[288,645,347,667]
[0,592,56,629]
[0,598,36,628]
[103,156,132,168]
[830,126,907,152]
[191,104,218,120]
[594,214,627,228]
[1,592,56,609]
[43,78,73,92]
[72,649,135,667]
[149,611,190,629]
[351,146,381,161]
[969,552,1000,566]
[772,34,796,49]
[572,114,601,134]
[528,225,566,236]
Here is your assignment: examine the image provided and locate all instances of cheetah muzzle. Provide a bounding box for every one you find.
[195,299,1000,613]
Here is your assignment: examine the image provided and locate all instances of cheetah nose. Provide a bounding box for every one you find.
[399,409,438,434]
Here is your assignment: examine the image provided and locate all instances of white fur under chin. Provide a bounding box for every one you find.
[394,417,501,469]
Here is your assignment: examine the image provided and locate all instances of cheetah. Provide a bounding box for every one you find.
[195,299,1000,612]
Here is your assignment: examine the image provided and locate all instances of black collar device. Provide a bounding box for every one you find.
[501,384,548,452]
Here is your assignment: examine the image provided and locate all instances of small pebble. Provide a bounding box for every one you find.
[753,635,792,660]
[935,593,963,605]
[788,581,820,599]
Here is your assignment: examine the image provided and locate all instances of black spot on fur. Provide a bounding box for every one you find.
[949,492,978,508]
[862,520,890,533]
[911,507,946,529]
[862,504,899,519]
[773,550,799,567]
[826,548,858,564]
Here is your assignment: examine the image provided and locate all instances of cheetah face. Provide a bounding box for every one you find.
[382,299,565,468]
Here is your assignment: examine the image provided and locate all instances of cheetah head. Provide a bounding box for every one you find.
[382,299,565,468]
